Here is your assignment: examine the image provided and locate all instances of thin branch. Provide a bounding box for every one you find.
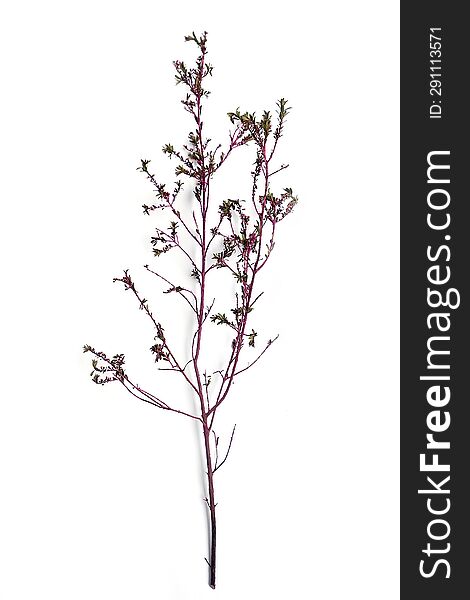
[192,210,203,243]
[203,298,216,323]
[141,164,202,247]
[249,291,264,309]
[85,346,200,421]
[114,272,200,395]
[269,163,289,177]
[212,430,219,467]
[211,126,245,174]
[120,378,200,421]
[213,424,236,473]
[144,264,198,314]
[159,357,194,373]
[234,335,279,377]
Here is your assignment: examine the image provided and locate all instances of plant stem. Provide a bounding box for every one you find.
[185,45,218,588]
[85,32,298,591]
[202,419,217,588]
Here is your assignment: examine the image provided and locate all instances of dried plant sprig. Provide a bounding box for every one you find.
[84,31,298,589]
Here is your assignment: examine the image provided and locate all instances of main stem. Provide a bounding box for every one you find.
[190,53,218,587]
[196,209,217,587]
[196,236,217,588]
[194,216,217,587]
[202,419,217,588]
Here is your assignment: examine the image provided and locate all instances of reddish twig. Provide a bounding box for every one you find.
[213,424,236,473]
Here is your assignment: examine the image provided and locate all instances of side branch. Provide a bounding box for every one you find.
[139,160,202,247]
[213,424,237,473]
[234,335,279,377]
[144,264,198,314]
[113,271,200,395]
[84,345,200,421]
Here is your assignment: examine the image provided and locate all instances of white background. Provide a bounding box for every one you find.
[0,1,399,598]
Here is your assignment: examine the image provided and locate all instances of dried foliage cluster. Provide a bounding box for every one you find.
[84,31,297,588]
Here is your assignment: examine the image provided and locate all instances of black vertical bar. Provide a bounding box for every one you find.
[401,3,469,599]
